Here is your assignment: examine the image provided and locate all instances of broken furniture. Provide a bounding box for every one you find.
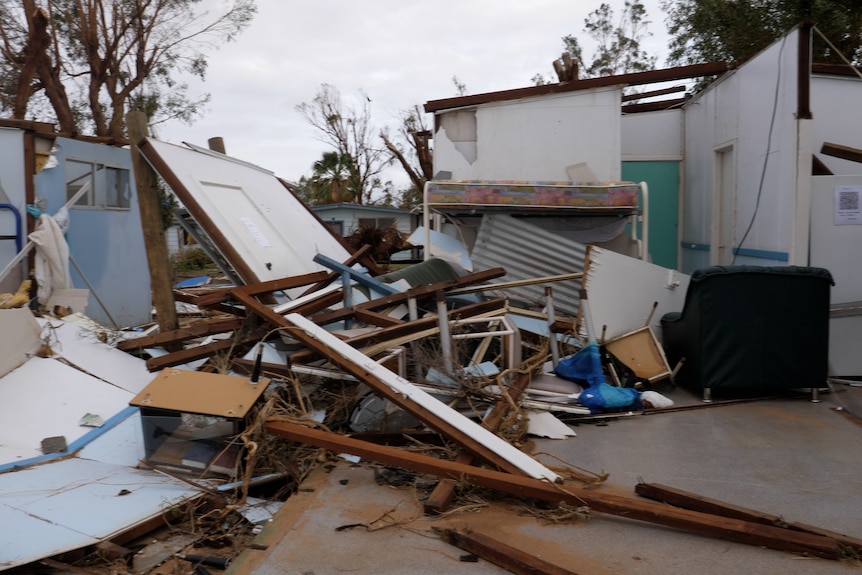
[660,265,834,401]
[130,368,271,477]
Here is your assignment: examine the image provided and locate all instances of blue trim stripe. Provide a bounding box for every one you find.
[681,242,788,262]
[0,406,139,474]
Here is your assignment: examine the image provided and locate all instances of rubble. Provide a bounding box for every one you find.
[1,139,859,575]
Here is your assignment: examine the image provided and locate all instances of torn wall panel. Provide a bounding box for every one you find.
[583,245,689,342]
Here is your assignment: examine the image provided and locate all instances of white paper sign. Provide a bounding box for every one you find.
[834,186,862,225]
[240,217,272,247]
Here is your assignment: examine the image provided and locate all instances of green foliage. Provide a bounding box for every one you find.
[157,180,179,231]
[294,151,357,206]
[170,247,212,272]
[557,1,657,79]
[663,0,862,66]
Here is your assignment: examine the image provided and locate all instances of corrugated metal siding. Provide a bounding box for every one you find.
[470,214,586,316]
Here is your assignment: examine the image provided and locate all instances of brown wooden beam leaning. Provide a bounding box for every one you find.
[424,370,533,515]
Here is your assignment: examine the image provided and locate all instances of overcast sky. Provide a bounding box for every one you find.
[157,0,670,189]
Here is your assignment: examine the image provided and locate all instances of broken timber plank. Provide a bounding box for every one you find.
[821,141,862,164]
[289,297,507,365]
[234,271,332,297]
[635,482,862,553]
[264,422,841,559]
[438,528,581,575]
[354,308,404,327]
[235,298,560,481]
[173,289,244,316]
[116,317,245,352]
[424,370,533,514]
[307,267,507,326]
[145,326,268,371]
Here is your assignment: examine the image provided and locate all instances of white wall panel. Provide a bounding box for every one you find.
[621,109,684,160]
[435,87,622,182]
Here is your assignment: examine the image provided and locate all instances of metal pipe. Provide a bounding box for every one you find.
[436,291,454,374]
[545,287,560,368]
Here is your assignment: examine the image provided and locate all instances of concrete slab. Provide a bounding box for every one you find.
[230,387,862,575]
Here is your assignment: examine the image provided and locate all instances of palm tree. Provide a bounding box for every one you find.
[312,151,355,204]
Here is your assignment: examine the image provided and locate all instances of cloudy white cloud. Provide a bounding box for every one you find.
[157,0,670,189]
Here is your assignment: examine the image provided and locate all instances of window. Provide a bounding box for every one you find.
[358,217,396,230]
[66,160,131,209]
[323,220,344,236]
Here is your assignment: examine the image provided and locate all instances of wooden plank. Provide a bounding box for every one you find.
[635,482,862,553]
[438,528,581,575]
[424,371,533,514]
[354,308,404,327]
[172,289,243,315]
[288,298,507,365]
[116,317,245,351]
[234,271,332,297]
[144,327,267,371]
[821,141,862,164]
[236,295,558,481]
[128,111,178,334]
[178,287,233,308]
[264,422,841,559]
[308,267,507,326]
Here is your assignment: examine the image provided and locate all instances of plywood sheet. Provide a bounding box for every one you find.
[130,368,270,418]
[604,326,672,382]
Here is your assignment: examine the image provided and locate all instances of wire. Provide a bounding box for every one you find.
[733,35,786,265]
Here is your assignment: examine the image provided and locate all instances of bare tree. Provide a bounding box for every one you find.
[380,104,433,209]
[296,84,393,205]
[0,0,256,137]
[533,0,656,85]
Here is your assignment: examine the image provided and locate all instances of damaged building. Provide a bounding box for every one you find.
[1,24,862,575]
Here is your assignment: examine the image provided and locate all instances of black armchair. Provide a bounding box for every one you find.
[660,265,833,401]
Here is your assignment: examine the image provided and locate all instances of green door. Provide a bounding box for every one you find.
[622,161,680,269]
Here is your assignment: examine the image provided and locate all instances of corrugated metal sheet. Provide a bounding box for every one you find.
[470,214,587,316]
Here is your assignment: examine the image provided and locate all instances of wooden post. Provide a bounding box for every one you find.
[126,111,179,333]
[207,137,226,154]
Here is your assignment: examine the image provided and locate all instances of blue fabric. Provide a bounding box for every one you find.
[555,342,642,414]
[578,382,643,414]
[554,341,606,387]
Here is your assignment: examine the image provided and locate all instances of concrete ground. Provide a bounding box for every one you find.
[228,384,862,575]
